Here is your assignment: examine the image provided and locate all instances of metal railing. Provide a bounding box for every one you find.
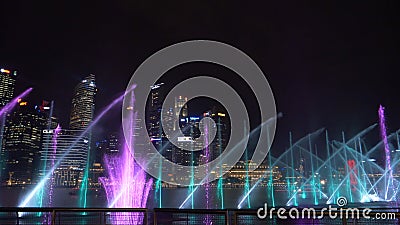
[0,207,147,225]
[231,208,400,225]
[0,207,399,225]
[154,208,228,225]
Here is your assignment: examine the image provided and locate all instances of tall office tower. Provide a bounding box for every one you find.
[146,83,168,174]
[0,100,49,185]
[69,74,97,130]
[146,83,174,159]
[0,68,17,107]
[147,83,165,139]
[174,96,188,130]
[169,96,189,166]
[202,110,229,162]
[66,74,96,186]
[41,129,89,187]
[0,68,17,176]
[173,116,203,166]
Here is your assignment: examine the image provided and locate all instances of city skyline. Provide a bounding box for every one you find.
[1,3,400,224]
[1,65,400,214]
[0,68,234,187]
[1,2,399,154]
[0,0,398,189]
[0,73,396,188]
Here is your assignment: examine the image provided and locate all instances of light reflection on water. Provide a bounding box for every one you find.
[1,186,397,209]
[0,186,280,208]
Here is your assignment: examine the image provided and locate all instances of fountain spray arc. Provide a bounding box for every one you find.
[203,120,212,225]
[41,124,61,224]
[154,120,163,208]
[236,123,398,207]
[48,124,61,207]
[19,88,134,208]
[79,133,92,209]
[180,114,281,210]
[216,117,225,209]
[0,88,33,117]
[37,101,55,209]
[99,87,153,225]
[243,125,251,209]
[378,105,394,200]
[99,143,153,224]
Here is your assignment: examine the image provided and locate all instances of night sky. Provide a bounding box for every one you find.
[1,1,399,152]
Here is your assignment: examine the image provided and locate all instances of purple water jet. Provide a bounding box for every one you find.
[48,124,61,207]
[43,124,61,224]
[100,144,153,224]
[378,105,394,200]
[203,122,212,225]
[19,87,137,208]
[100,88,152,225]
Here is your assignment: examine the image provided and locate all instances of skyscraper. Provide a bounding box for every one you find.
[147,83,165,139]
[208,111,229,162]
[41,128,89,187]
[0,100,49,185]
[146,83,174,159]
[0,68,17,180]
[174,96,188,120]
[173,116,202,166]
[69,74,97,130]
[62,74,97,187]
[0,68,17,107]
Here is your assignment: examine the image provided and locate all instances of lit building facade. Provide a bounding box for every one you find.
[0,68,17,107]
[174,96,188,130]
[147,83,166,139]
[41,129,89,170]
[0,68,17,178]
[0,101,49,185]
[173,117,203,166]
[69,74,97,130]
[225,161,282,187]
[40,129,89,187]
[146,83,175,161]
[63,74,97,186]
[205,110,229,162]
